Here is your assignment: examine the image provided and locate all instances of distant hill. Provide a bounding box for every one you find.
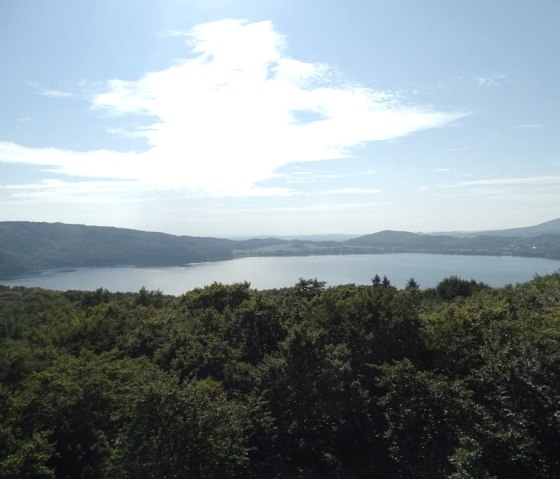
[344,229,560,259]
[431,217,560,238]
[0,222,303,278]
[476,217,560,237]
[2,221,560,279]
[346,230,437,248]
[0,222,242,278]
[229,234,360,242]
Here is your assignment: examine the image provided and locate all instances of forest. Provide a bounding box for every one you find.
[1,272,559,478]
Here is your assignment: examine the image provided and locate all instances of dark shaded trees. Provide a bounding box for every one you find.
[1,274,560,477]
[435,276,488,301]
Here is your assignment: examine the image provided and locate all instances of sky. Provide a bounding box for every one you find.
[1,0,559,237]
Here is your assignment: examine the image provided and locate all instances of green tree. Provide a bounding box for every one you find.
[0,429,54,479]
[435,276,487,301]
[377,359,485,479]
[108,375,248,479]
[405,277,419,290]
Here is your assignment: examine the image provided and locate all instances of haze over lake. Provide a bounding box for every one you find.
[2,254,560,294]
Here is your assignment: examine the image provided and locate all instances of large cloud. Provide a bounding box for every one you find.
[2,19,465,200]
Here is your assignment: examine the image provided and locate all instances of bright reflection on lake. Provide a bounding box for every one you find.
[2,254,560,294]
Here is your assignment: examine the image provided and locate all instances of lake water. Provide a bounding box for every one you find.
[2,254,560,294]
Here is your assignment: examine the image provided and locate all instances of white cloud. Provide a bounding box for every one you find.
[316,188,380,195]
[0,141,139,181]
[1,179,137,204]
[2,19,465,200]
[39,88,75,98]
[235,201,388,214]
[442,175,560,188]
[512,124,542,129]
[474,74,507,87]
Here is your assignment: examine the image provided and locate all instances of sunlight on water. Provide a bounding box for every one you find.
[2,254,560,294]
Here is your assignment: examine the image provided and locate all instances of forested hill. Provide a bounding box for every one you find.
[1,274,559,477]
[0,222,289,278]
[1,221,560,279]
[0,222,228,277]
[476,216,560,237]
[344,229,560,258]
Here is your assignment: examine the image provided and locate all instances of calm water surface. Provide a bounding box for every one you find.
[2,254,560,294]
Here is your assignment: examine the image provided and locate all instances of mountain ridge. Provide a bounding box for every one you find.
[429,217,560,237]
[476,217,560,237]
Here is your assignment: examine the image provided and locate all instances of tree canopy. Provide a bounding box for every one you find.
[1,273,560,477]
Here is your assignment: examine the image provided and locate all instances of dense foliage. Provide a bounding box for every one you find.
[1,273,560,478]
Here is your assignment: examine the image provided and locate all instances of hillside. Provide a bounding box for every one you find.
[345,229,560,258]
[431,217,560,237]
[477,217,560,237]
[0,222,237,277]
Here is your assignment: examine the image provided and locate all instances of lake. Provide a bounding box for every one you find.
[2,253,560,294]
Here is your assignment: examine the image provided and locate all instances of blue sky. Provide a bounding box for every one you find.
[1,0,559,236]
